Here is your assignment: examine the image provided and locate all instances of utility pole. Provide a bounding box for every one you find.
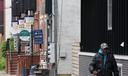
[53,0,58,76]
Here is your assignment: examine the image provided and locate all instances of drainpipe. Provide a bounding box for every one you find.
[53,0,58,75]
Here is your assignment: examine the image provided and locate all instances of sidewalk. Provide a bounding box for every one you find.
[0,71,16,76]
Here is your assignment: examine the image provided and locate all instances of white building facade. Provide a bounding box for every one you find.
[57,0,80,76]
[4,0,12,40]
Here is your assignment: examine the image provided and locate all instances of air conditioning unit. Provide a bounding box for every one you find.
[117,63,123,76]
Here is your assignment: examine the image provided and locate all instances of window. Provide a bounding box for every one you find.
[107,0,112,30]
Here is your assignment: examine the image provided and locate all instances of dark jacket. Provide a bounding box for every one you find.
[89,49,119,76]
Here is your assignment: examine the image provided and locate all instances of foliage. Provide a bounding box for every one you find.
[0,41,6,70]
[0,37,14,70]
[9,37,14,51]
[0,57,5,70]
[0,41,6,58]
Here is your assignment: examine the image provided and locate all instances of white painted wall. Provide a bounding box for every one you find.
[4,0,12,40]
[57,0,80,74]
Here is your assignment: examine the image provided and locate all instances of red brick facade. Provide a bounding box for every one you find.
[6,52,40,76]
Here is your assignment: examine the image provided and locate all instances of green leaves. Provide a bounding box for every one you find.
[0,57,5,70]
[9,37,14,51]
[0,41,6,58]
[0,41,6,70]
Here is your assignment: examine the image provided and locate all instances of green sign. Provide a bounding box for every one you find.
[20,30,30,36]
[19,30,30,41]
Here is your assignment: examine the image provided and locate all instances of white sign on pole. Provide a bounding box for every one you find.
[11,21,18,34]
[18,19,24,25]
[25,16,34,24]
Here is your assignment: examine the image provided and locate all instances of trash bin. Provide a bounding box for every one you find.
[21,67,26,76]
[29,64,37,75]
[41,69,49,76]
[34,69,49,76]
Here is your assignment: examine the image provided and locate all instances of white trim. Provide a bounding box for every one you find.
[79,52,95,56]
[79,52,128,60]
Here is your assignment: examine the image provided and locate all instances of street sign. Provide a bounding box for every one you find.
[19,30,30,41]
[33,30,43,44]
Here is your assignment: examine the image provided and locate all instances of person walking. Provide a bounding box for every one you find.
[89,43,119,76]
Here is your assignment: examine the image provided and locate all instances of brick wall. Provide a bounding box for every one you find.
[6,52,40,76]
[6,52,19,75]
[16,55,40,76]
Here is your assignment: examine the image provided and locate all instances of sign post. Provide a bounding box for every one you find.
[33,30,43,44]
